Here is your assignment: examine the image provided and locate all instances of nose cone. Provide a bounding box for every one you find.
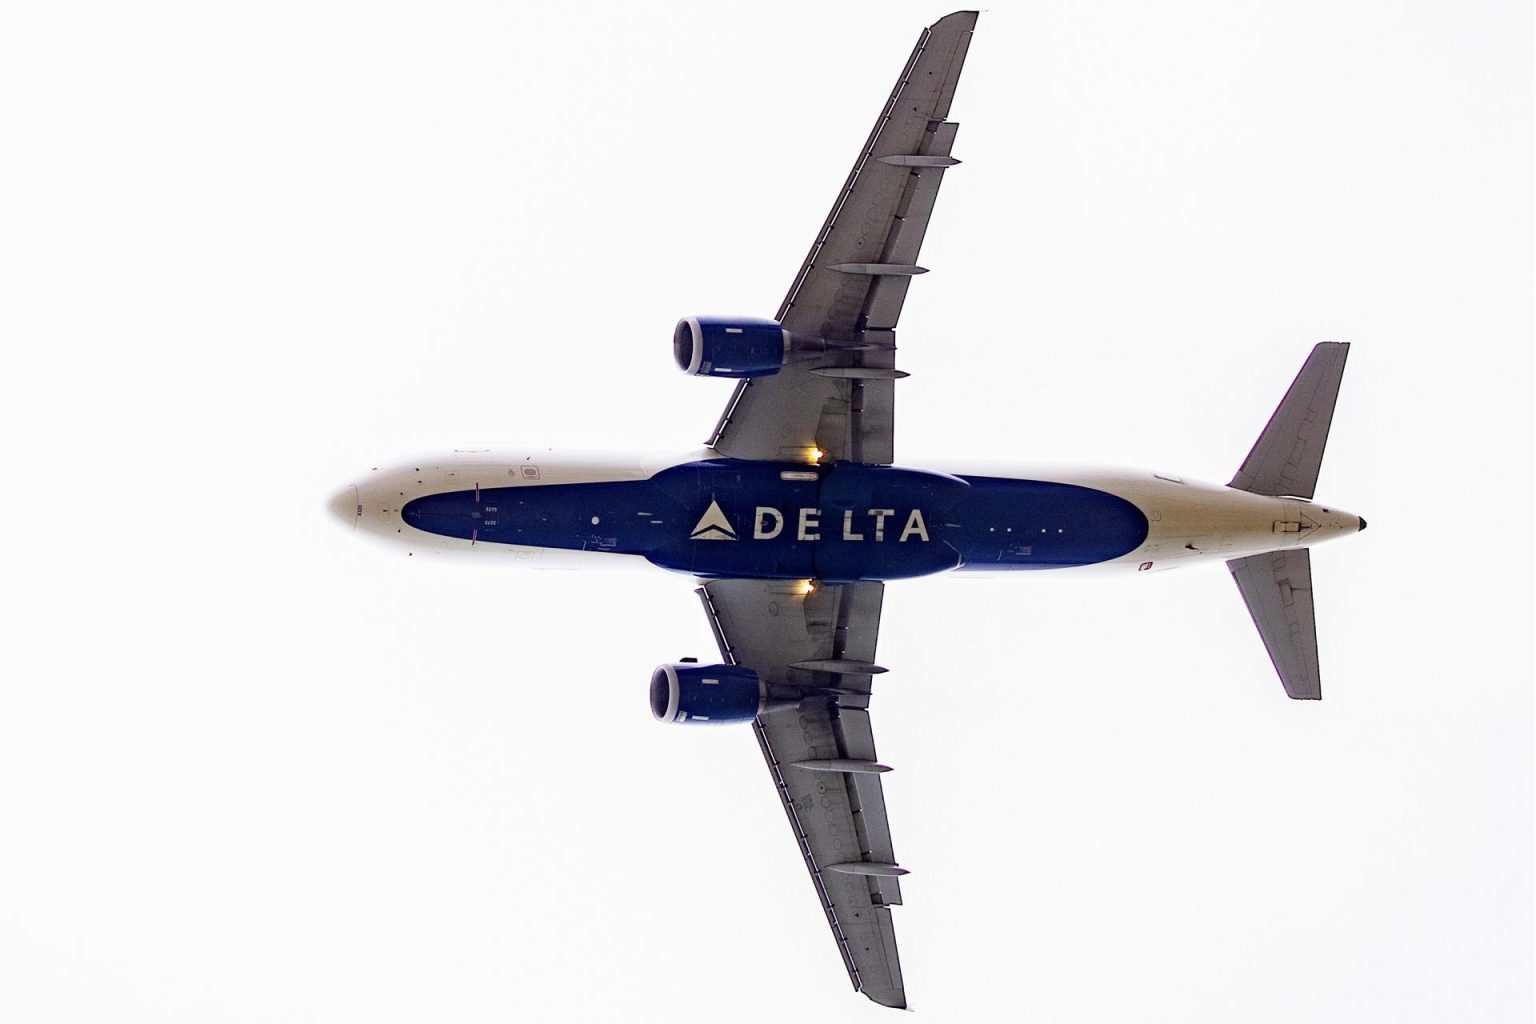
[328,484,359,529]
[1358,516,1367,532]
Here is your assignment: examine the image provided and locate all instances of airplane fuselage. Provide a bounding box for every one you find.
[330,450,1362,579]
[321,10,1373,1009]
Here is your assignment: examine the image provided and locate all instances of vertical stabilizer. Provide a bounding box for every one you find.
[1228,549,1321,699]
[1229,342,1350,499]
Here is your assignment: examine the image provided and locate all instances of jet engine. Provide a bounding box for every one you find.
[673,316,788,378]
[650,662,763,724]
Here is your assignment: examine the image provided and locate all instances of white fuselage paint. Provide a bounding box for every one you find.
[330,449,1362,575]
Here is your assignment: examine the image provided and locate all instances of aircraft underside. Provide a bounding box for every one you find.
[332,452,1361,580]
[327,9,1365,1010]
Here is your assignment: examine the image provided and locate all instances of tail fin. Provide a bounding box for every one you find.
[1229,342,1350,499]
[1228,549,1320,699]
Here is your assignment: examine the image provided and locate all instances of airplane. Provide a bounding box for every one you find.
[327,10,1365,1009]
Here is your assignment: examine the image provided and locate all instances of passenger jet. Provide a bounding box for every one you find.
[328,11,1365,1008]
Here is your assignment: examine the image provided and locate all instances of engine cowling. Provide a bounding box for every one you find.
[673,316,788,378]
[650,663,763,724]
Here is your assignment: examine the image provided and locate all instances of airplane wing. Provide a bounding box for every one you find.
[707,11,979,466]
[696,578,908,1008]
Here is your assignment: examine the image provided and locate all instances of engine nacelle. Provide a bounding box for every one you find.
[650,663,763,724]
[673,316,788,378]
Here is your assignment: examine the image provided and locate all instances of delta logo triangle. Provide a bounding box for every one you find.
[689,498,738,541]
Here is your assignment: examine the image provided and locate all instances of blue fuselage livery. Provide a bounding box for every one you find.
[331,448,1360,582]
[398,460,1149,581]
[325,9,1367,1010]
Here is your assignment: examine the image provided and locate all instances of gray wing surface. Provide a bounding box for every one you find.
[707,10,978,465]
[1229,342,1350,500]
[1228,548,1321,699]
[696,578,908,1008]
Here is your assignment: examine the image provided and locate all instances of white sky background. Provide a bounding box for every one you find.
[2,1,1531,1021]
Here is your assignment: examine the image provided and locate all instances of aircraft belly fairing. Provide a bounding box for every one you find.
[327,10,1366,1010]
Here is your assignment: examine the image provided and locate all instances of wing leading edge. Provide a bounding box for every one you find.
[708,11,979,465]
[687,12,979,1006]
[697,579,907,1008]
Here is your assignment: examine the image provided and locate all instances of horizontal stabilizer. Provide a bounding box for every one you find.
[1228,549,1321,699]
[1230,342,1350,499]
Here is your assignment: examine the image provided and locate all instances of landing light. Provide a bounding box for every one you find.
[807,447,824,464]
[800,580,816,595]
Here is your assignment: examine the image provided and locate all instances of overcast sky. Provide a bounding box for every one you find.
[2,2,1531,1021]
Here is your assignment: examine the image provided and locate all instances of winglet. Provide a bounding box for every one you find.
[1229,342,1350,499]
